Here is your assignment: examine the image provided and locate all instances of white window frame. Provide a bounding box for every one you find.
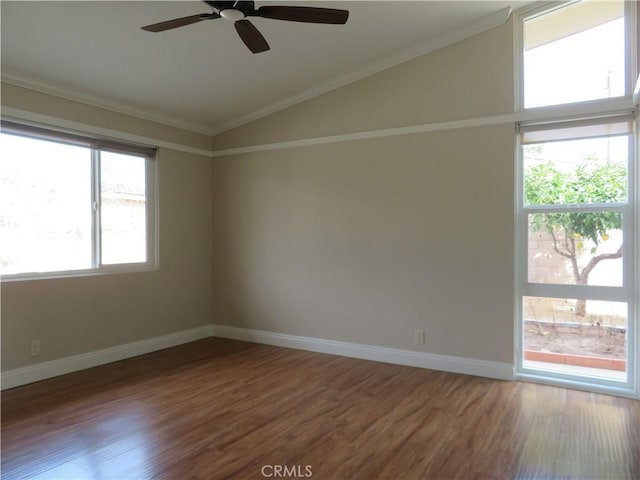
[514,0,639,398]
[0,121,158,282]
[515,117,637,393]
[514,0,638,114]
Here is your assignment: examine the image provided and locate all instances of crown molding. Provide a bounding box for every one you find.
[0,5,513,139]
[1,70,215,136]
[1,106,213,157]
[210,96,635,157]
[210,112,519,157]
[209,7,513,135]
[5,97,632,160]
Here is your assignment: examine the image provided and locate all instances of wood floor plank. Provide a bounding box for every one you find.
[2,338,639,479]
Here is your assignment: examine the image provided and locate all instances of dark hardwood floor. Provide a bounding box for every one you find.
[2,338,639,479]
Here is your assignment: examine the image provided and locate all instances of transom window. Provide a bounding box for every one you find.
[0,122,157,280]
[522,0,627,109]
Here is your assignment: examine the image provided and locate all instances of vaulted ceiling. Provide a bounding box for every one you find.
[1,1,530,135]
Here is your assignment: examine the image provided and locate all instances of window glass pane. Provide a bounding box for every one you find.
[528,213,623,286]
[100,152,147,265]
[524,1,625,108]
[523,296,627,381]
[0,133,92,274]
[524,135,628,206]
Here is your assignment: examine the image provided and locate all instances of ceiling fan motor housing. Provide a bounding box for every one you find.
[220,9,245,22]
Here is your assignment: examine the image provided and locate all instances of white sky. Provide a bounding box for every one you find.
[525,17,625,108]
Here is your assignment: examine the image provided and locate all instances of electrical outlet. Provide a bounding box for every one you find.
[30,339,40,357]
[414,329,425,345]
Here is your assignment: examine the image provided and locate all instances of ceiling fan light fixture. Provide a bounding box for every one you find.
[220,9,245,22]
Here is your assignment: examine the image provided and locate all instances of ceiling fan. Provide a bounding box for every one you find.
[141,1,349,54]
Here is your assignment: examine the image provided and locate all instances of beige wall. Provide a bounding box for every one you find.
[211,20,517,364]
[214,21,514,149]
[2,17,517,371]
[1,83,213,151]
[1,86,214,371]
[212,126,515,363]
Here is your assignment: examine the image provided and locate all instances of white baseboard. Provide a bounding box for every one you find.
[1,324,514,390]
[211,324,515,381]
[1,325,214,390]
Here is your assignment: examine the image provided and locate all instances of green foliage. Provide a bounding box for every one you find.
[525,158,626,248]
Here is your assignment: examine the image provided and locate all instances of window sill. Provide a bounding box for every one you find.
[1,264,156,283]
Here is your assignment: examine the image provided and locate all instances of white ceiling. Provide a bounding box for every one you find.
[1,1,529,135]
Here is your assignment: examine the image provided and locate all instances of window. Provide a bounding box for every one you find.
[516,0,637,395]
[517,117,635,385]
[0,122,156,279]
[522,0,627,109]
